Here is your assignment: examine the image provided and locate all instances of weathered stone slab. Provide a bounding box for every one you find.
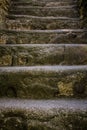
[12,1,77,7]
[13,0,77,3]
[0,66,87,98]
[0,29,87,44]
[64,44,87,65]
[9,6,79,17]
[0,99,87,130]
[0,44,87,66]
[6,17,81,30]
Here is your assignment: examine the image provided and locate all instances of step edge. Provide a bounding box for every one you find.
[0,98,87,111]
[1,29,87,33]
[0,44,86,47]
[7,15,80,20]
[0,65,87,73]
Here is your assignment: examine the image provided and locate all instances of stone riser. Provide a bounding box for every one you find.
[0,99,87,130]
[1,29,86,44]
[12,0,77,3]
[0,44,87,66]
[9,6,79,17]
[6,18,82,30]
[0,66,87,98]
[12,1,77,7]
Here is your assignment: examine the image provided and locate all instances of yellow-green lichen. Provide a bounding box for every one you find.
[0,55,12,66]
[58,81,73,97]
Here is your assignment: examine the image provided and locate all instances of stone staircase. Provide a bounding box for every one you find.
[0,0,87,129]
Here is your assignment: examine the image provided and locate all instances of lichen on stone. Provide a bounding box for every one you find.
[58,81,73,97]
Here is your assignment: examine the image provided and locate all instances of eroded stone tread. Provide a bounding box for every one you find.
[0,44,87,66]
[0,98,87,110]
[0,29,86,44]
[12,0,78,2]
[0,65,87,98]
[0,98,87,130]
[9,6,79,17]
[6,17,82,30]
[7,15,80,20]
[12,1,78,7]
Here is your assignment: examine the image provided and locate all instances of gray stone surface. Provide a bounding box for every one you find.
[0,99,87,130]
[12,1,77,7]
[6,17,81,30]
[0,44,87,66]
[1,29,87,44]
[0,98,87,110]
[0,65,87,98]
[9,6,78,17]
[0,0,87,129]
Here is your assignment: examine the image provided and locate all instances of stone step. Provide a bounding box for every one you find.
[9,6,79,18]
[0,65,87,98]
[12,0,78,3]
[0,44,87,66]
[6,17,82,30]
[0,29,87,44]
[0,98,87,130]
[12,1,77,7]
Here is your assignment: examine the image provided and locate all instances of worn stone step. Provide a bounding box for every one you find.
[12,0,77,3]
[0,29,87,44]
[15,0,77,1]
[0,98,87,130]
[9,6,79,18]
[0,44,87,66]
[12,1,77,7]
[6,17,82,30]
[0,65,87,98]
[7,15,80,20]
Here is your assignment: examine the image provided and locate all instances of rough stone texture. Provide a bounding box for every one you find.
[0,29,87,44]
[79,0,87,28]
[14,0,77,3]
[6,17,82,30]
[0,66,87,98]
[0,33,7,44]
[12,1,77,7]
[0,0,10,29]
[0,55,12,66]
[0,0,87,128]
[0,44,87,66]
[0,99,87,130]
[64,45,87,65]
[9,6,79,17]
